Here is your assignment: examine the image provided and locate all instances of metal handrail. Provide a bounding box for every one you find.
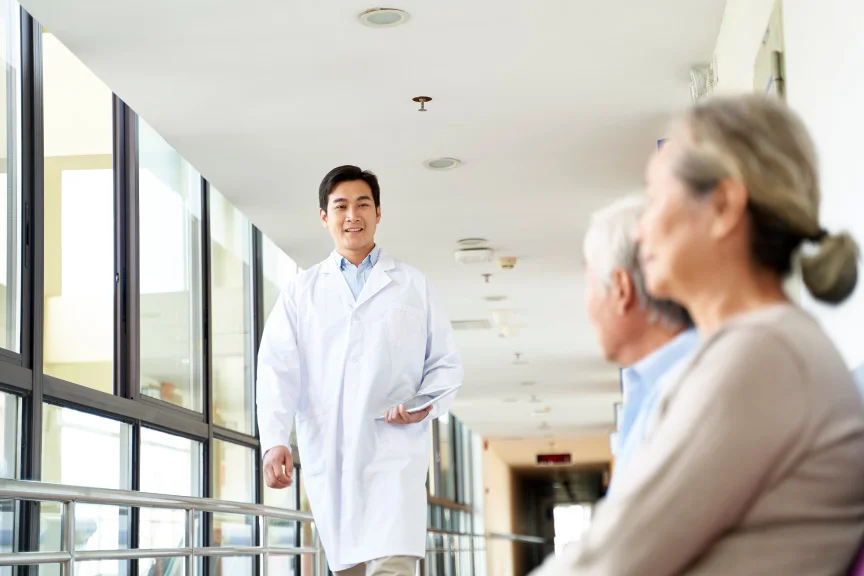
[0,479,325,576]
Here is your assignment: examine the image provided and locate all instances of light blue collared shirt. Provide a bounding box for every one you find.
[609,328,699,494]
[334,245,381,300]
[853,363,864,399]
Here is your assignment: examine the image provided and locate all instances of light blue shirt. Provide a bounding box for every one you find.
[853,363,864,399]
[334,245,381,300]
[609,328,699,494]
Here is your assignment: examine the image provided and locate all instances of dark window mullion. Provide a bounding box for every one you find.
[113,95,140,576]
[200,178,214,576]
[17,12,43,572]
[251,227,264,576]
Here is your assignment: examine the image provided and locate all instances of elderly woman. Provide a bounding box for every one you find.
[534,96,864,575]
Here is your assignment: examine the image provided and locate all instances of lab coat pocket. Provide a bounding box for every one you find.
[385,306,425,350]
[295,410,329,477]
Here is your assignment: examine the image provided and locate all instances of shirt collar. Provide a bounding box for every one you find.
[623,328,699,388]
[334,245,381,271]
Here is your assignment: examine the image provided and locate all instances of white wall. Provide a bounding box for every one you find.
[483,445,515,576]
[783,0,864,369]
[712,0,864,370]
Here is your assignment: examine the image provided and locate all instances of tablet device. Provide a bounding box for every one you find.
[376,387,459,420]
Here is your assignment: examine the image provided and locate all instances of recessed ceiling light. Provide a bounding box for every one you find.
[358,8,410,28]
[424,157,462,171]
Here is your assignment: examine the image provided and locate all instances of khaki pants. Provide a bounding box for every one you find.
[335,556,417,576]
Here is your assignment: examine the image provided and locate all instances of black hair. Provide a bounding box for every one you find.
[318,165,380,211]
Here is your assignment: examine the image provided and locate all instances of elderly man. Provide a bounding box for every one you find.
[582,196,697,491]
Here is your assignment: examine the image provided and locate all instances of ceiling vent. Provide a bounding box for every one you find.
[451,319,492,331]
[454,247,493,265]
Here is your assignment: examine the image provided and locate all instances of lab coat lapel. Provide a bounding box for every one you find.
[355,252,395,308]
[319,254,356,310]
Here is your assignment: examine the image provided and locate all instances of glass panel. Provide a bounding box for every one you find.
[41,406,131,576]
[438,414,455,500]
[0,0,21,353]
[0,391,17,478]
[141,428,201,497]
[459,423,472,506]
[212,439,254,559]
[264,465,299,576]
[429,426,437,497]
[138,558,186,576]
[209,187,253,434]
[140,429,201,553]
[42,30,114,391]
[261,233,298,318]
[138,119,204,411]
[0,498,11,576]
[208,557,253,576]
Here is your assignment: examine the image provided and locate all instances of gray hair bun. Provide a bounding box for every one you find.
[800,231,859,304]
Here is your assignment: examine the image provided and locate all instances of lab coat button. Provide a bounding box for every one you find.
[351,355,360,363]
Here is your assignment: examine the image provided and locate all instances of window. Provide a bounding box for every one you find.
[140,429,201,576]
[41,406,131,576]
[138,119,204,411]
[209,188,254,434]
[438,414,456,500]
[261,233,298,318]
[42,30,114,392]
[0,0,21,354]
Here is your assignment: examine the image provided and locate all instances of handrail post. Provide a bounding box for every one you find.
[313,525,327,576]
[186,507,196,576]
[260,514,268,576]
[63,500,75,576]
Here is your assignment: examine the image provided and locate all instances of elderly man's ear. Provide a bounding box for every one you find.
[610,268,638,316]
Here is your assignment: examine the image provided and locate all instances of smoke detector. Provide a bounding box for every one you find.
[497,256,517,270]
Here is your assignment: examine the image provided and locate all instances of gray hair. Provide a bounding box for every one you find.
[583,196,692,329]
[671,95,858,303]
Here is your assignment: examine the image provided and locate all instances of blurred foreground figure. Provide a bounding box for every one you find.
[533,96,864,576]
[581,196,696,493]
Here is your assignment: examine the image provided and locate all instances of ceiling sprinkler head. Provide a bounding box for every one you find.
[412,96,432,112]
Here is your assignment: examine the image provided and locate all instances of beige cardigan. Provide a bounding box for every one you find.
[534,304,864,575]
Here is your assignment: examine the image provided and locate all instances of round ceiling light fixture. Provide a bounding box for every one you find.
[424,157,462,171]
[358,8,410,28]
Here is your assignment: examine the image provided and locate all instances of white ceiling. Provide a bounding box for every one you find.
[23,0,726,439]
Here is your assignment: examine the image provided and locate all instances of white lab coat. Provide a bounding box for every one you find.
[256,250,463,572]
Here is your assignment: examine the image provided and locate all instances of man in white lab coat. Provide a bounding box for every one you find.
[256,165,464,576]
